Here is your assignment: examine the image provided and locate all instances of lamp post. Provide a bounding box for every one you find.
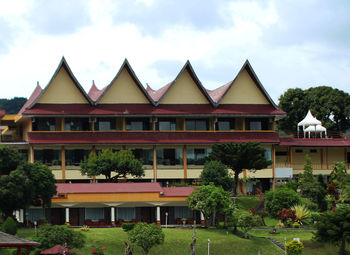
[165,212,168,228]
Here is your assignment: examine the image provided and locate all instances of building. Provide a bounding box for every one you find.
[1,57,349,226]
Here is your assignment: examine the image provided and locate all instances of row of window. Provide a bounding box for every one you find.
[33,148,213,166]
[32,117,273,131]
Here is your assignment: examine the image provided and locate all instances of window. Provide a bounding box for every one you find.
[187,148,211,165]
[32,118,56,131]
[156,148,183,166]
[245,118,269,130]
[264,148,272,161]
[295,149,303,153]
[174,207,193,219]
[157,118,176,131]
[65,149,91,166]
[94,118,116,131]
[65,118,90,131]
[117,207,136,221]
[131,148,153,165]
[27,208,45,222]
[185,119,208,131]
[310,149,317,153]
[34,149,61,166]
[276,151,288,156]
[85,208,104,221]
[125,118,151,131]
[216,118,235,131]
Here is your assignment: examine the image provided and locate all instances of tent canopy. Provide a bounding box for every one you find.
[298,110,322,127]
[304,124,326,132]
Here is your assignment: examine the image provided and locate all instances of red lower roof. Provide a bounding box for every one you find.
[279,137,350,147]
[22,103,285,116]
[28,131,280,144]
[55,183,195,197]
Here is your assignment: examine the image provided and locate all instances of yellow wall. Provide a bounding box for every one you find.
[187,169,202,178]
[160,69,210,104]
[220,69,270,104]
[99,68,149,104]
[38,67,89,104]
[328,148,345,168]
[246,168,273,178]
[156,169,184,179]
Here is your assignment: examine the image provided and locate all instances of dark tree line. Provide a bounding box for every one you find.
[0,97,27,114]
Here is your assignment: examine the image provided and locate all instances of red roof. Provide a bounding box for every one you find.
[279,137,350,147]
[146,82,172,102]
[28,131,280,145]
[88,83,107,102]
[206,81,231,103]
[22,103,285,116]
[0,110,5,117]
[162,187,196,197]
[18,84,42,114]
[40,245,75,254]
[55,183,195,197]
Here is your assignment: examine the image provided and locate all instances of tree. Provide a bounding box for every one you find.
[199,160,234,191]
[1,216,18,235]
[0,145,25,175]
[34,224,85,252]
[314,205,350,255]
[81,149,144,182]
[237,213,260,238]
[278,86,350,133]
[207,142,272,195]
[128,223,164,254]
[187,184,231,227]
[0,97,27,114]
[299,155,327,211]
[0,162,56,218]
[264,188,301,217]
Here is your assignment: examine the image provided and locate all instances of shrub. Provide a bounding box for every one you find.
[292,204,310,225]
[265,188,301,217]
[292,222,300,228]
[80,225,90,232]
[309,212,321,224]
[122,223,135,232]
[286,240,304,255]
[1,217,17,235]
[300,197,318,211]
[128,223,164,254]
[237,213,261,238]
[277,208,296,227]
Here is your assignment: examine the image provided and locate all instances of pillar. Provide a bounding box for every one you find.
[19,209,24,223]
[183,145,187,179]
[111,207,115,225]
[272,145,276,190]
[17,247,22,255]
[156,206,160,226]
[200,212,205,227]
[65,208,70,224]
[61,146,66,181]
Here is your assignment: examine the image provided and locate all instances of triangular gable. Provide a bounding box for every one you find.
[218,60,279,108]
[28,57,92,107]
[96,59,154,105]
[19,83,42,114]
[88,81,107,102]
[157,61,214,105]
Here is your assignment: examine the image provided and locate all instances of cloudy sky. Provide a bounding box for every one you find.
[0,0,350,104]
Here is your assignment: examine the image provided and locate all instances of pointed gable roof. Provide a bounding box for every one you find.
[88,81,107,102]
[27,57,93,109]
[155,61,215,106]
[95,59,155,105]
[18,83,42,114]
[216,60,279,109]
[146,82,172,102]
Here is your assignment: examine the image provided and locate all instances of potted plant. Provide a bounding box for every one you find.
[181,218,187,225]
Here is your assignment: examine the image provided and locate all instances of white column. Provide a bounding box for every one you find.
[200,212,204,221]
[15,210,20,222]
[156,206,160,222]
[19,209,24,223]
[65,208,70,223]
[111,207,115,224]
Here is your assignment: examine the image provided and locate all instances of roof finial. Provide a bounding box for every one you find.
[92,80,95,85]
[37,81,40,86]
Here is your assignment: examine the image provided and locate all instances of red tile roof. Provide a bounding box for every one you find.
[28,131,280,145]
[55,183,195,197]
[146,82,172,102]
[206,81,231,103]
[18,84,42,114]
[0,110,5,117]
[279,137,350,147]
[162,187,196,197]
[87,83,107,102]
[40,245,75,254]
[22,103,285,116]
[56,182,163,194]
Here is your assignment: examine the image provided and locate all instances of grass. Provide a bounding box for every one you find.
[235,195,261,210]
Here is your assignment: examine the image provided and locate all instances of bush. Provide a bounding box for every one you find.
[286,240,304,255]
[122,223,135,232]
[1,217,17,235]
[292,204,310,225]
[309,212,321,224]
[277,208,296,227]
[300,197,318,211]
[292,222,300,228]
[265,188,301,217]
[237,213,261,238]
[34,224,85,251]
[128,223,164,254]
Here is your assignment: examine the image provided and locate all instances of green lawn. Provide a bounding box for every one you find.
[0,227,348,255]
[235,195,261,211]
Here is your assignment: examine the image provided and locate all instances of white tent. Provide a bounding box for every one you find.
[297,110,322,138]
[304,124,327,138]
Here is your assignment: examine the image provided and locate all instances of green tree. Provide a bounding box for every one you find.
[207,142,271,195]
[264,188,301,217]
[187,184,231,227]
[0,97,27,114]
[34,224,85,252]
[1,216,18,235]
[199,160,234,191]
[128,223,164,254]
[81,149,144,182]
[286,240,304,255]
[237,213,260,238]
[0,145,25,175]
[314,205,350,255]
[278,86,350,133]
[0,162,56,218]
[328,162,350,204]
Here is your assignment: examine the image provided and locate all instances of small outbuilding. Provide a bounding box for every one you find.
[0,231,40,255]
[40,244,76,254]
